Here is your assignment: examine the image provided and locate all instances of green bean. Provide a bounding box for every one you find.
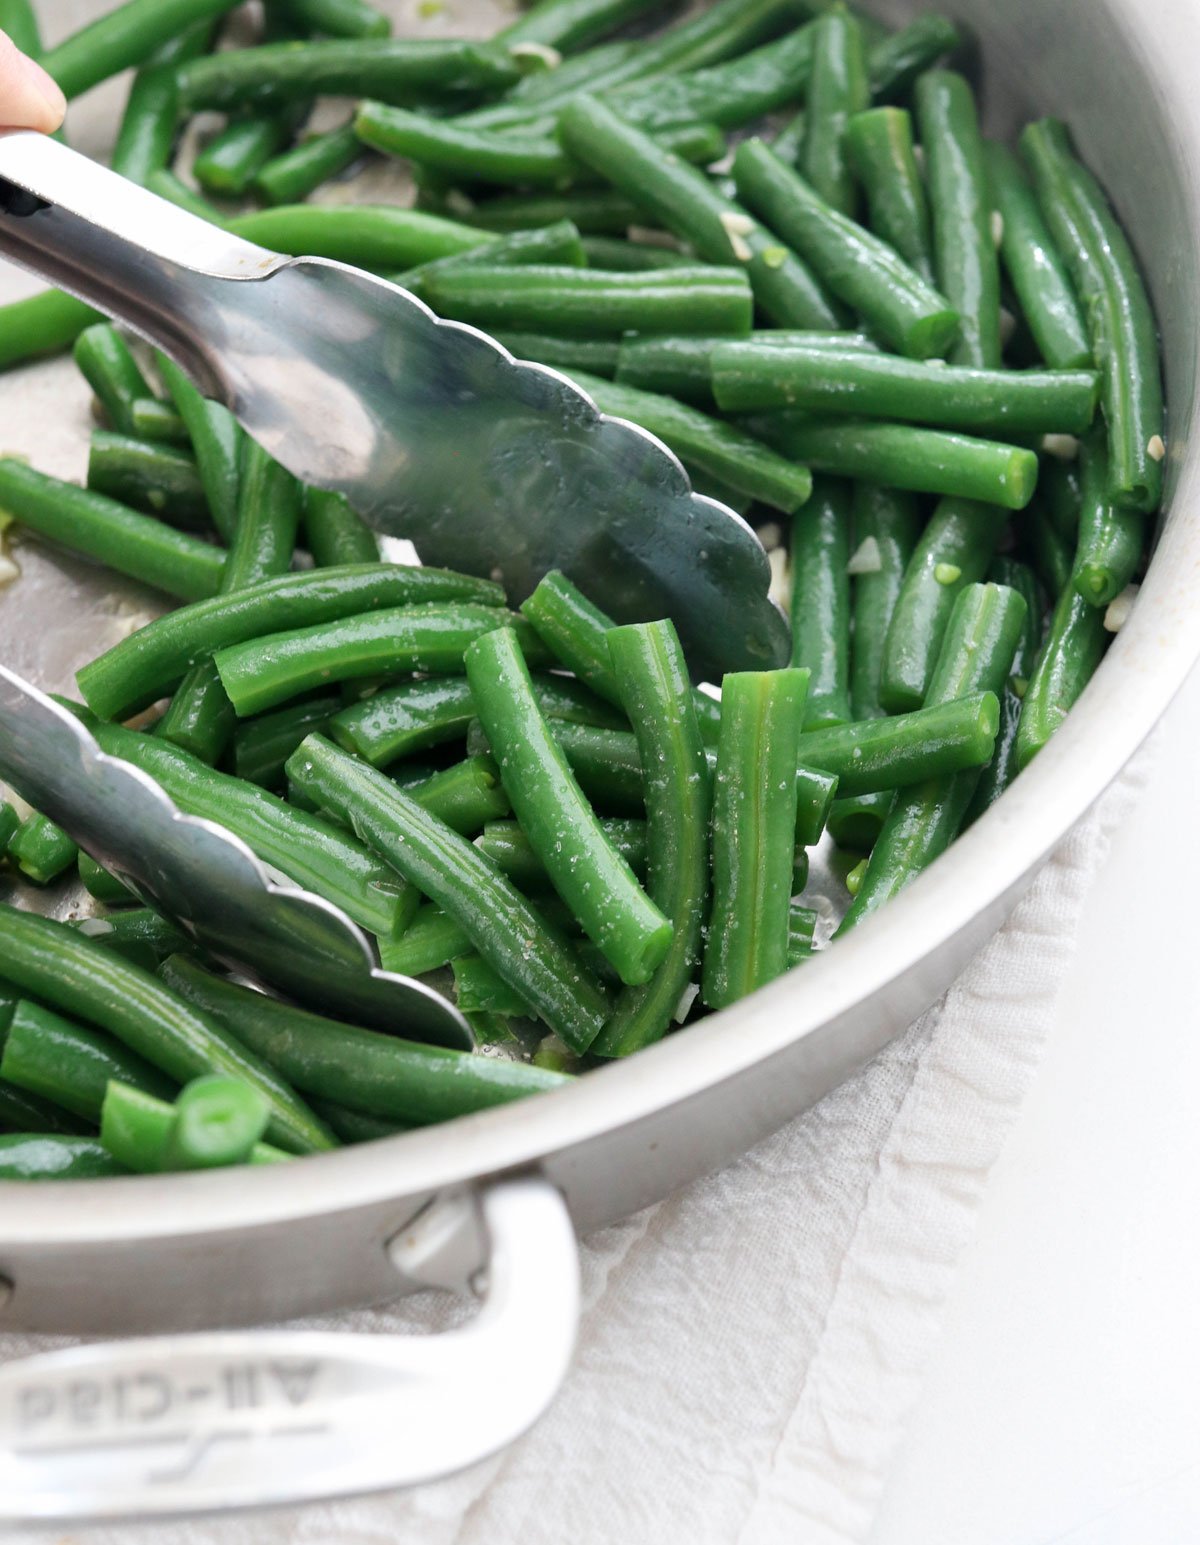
[128,397,189,445]
[254,122,364,204]
[329,677,475,766]
[732,138,958,359]
[0,459,223,600]
[77,853,136,905]
[849,483,921,720]
[300,488,377,568]
[195,108,306,199]
[286,735,611,1048]
[178,38,520,112]
[377,904,471,976]
[83,908,191,969]
[0,291,101,374]
[964,555,1042,820]
[0,0,43,57]
[712,343,1099,434]
[110,21,214,185]
[514,718,645,814]
[497,0,662,52]
[1,1000,176,1123]
[1020,119,1164,512]
[702,668,808,1008]
[558,96,842,329]
[78,564,505,720]
[915,70,1000,369]
[826,792,892,852]
[397,220,586,296]
[163,953,572,1123]
[577,236,694,271]
[494,332,621,376]
[615,329,875,410]
[87,431,210,529]
[1016,584,1107,769]
[881,495,1010,711]
[801,8,868,217]
[1025,498,1074,600]
[568,368,811,512]
[74,324,156,436]
[273,0,390,39]
[145,168,229,224]
[0,1082,92,1138]
[590,621,709,1054]
[310,1100,403,1144]
[466,41,640,128]
[465,626,671,985]
[231,204,493,270]
[155,353,243,544]
[1073,429,1143,608]
[231,695,341,788]
[423,264,752,339]
[741,416,1039,510]
[0,906,333,1154]
[0,1136,126,1180]
[7,813,78,885]
[449,188,644,235]
[42,0,240,101]
[1042,456,1081,542]
[450,955,528,1027]
[846,107,934,284]
[867,14,960,101]
[789,476,851,727]
[0,800,18,857]
[402,755,512,835]
[477,817,647,891]
[841,581,1028,930]
[795,690,999,795]
[983,142,1090,370]
[100,1080,286,1173]
[163,1075,272,1170]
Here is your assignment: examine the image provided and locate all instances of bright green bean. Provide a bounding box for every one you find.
[77,853,136,905]
[194,108,306,199]
[0,291,102,373]
[497,0,664,53]
[1,1000,176,1123]
[231,204,494,270]
[846,107,934,284]
[74,324,156,436]
[867,13,960,101]
[493,332,621,376]
[42,0,240,100]
[1016,584,1107,769]
[964,554,1042,819]
[254,122,364,204]
[7,813,77,885]
[616,329,876,410]
[163,1075,271,1170]
[794,690,999,795]
[477,817,647,890]
[156,352,243,543]
[790,475,851,727]
[849,483,922,720]
[110,21,215,185]
[802,7,868,216]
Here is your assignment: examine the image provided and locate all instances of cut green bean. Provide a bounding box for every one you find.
[310,1100,403,1144]
[0,801,18,858]
[465,626,671,985]
[423,264,752,339]
[558,95,842,330]
[87,432,210,529]
[254,122,364,204]
[128,397,188,445]
[790,475,851,727]
[568,368,811,512]
[1016,584,1107,769]
[1020,119,1164,511]
[0,1082,92,1138]
[881,495,1011,711]
[0,906,332,1154]
[450,955,528,1025]
[303,489,378,567]
[802,7,868,216]
[377,904,471,977]
[702,668,808,1008]
[826,791,892,852]
[42,0,241,100]
[591,621,710,1055]
[741,416,1039,510]
[1073,429,1143,607]
[794,690,999,795]
[163,1075,271,1170]
[1043,457,1081,542]
[74,324,156,436]
[83,908,191,969]
[0,459,223,600]
[964,555,1042,819]
[0,0,43,57]
[578,236,694,272]
[732,137,958,359]
[497,0,662,53]
[916,70,1000,368]
[846,107,934,284]
[449,188,644,235]
[195,108,306,199]
[232,695,342,788]
[144,169,229,223]
[1,1000,176,1123]
[712,343,1099,434]
[7,813,78,885]
[0,1136,126,1179]
[163,953,572,1124]
[493,332,621,376]
[983,142,1090,370]
[111,20,214,185]
[77,853,135,905]
[397,220,586,298]
[477,817,648,891]
[286,735,611,1049]
[867,13,960,101]
[403,755,512,835]
[0,291,102,373]
[231,204,493,270]
[274,0,390,38]
[841,581,1028,930]
[100,1080,286,1173]
[615,328,876,410]
[330,676,475,766]
[178,38,520,112]
[849,482,922,720]
[155,353,243,544]
[78,565,505,720]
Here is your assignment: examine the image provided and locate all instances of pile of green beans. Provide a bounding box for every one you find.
[0,0,1162,1176]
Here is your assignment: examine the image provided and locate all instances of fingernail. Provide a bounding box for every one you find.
[15,52,66,132]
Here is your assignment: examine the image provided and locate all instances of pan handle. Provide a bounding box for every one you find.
[0,1174,578,1523]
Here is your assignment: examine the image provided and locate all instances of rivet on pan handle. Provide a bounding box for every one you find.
[0,1175,578,1521]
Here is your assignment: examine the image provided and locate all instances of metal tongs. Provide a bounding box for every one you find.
[0,130,788,1038]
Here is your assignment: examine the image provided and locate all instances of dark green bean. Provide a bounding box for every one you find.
[867,13,960,101]
[87,431,210,529]
[881,495,1010,711]
[450,954,528,1027]
[254,122,364,204]
[741,416,1039,510]
[42,0,240,100]
[286,735,611,1049]
[77,853,136,905]
[849,483,922,720]
[801,8,868,217]
[964,555,1042,820]
[465,626,671,985]
[1025,497,1074,599]
[155,354,242,543]
[590,621,709,1054]
[163,953,572,1124]
[0,800,18,857]
[0,906,333,1154]
[0,1136,126,1180]
[83,908,191,969]
[74,324,156,436]
[446,188,644,235]
[702,668,808,1008]
[232,695,342,787]
[732,137,958,359]
[916,70,1000,368]
[787,901,818,964]
[1,1000,176,1123]
[558,95,841,329]
[273,0,390,38]
[7,813,78,885]
[494,332,621,376]
[0,291,101,373]
[790,475,851,727]
[1043,456,1081,542]
[712,342,1098,434]
[568,368,811,512]
[231,203,493,270]
[795,690,999,795]
[846,107,934,284]
[1073,429,1143,608]
[1020,119,1164,511]
[0,1082,92,1138]
[310,1100,403,1144]
[79,565,505,720]
[983,142,1090,371]
[1016,584,1107,769]
[0,458,223,600]
[840,581,1028,930]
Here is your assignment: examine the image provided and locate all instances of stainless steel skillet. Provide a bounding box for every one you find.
[0,0,1196,1520]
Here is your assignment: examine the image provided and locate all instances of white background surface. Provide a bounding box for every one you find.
[872,666,1200,1545]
